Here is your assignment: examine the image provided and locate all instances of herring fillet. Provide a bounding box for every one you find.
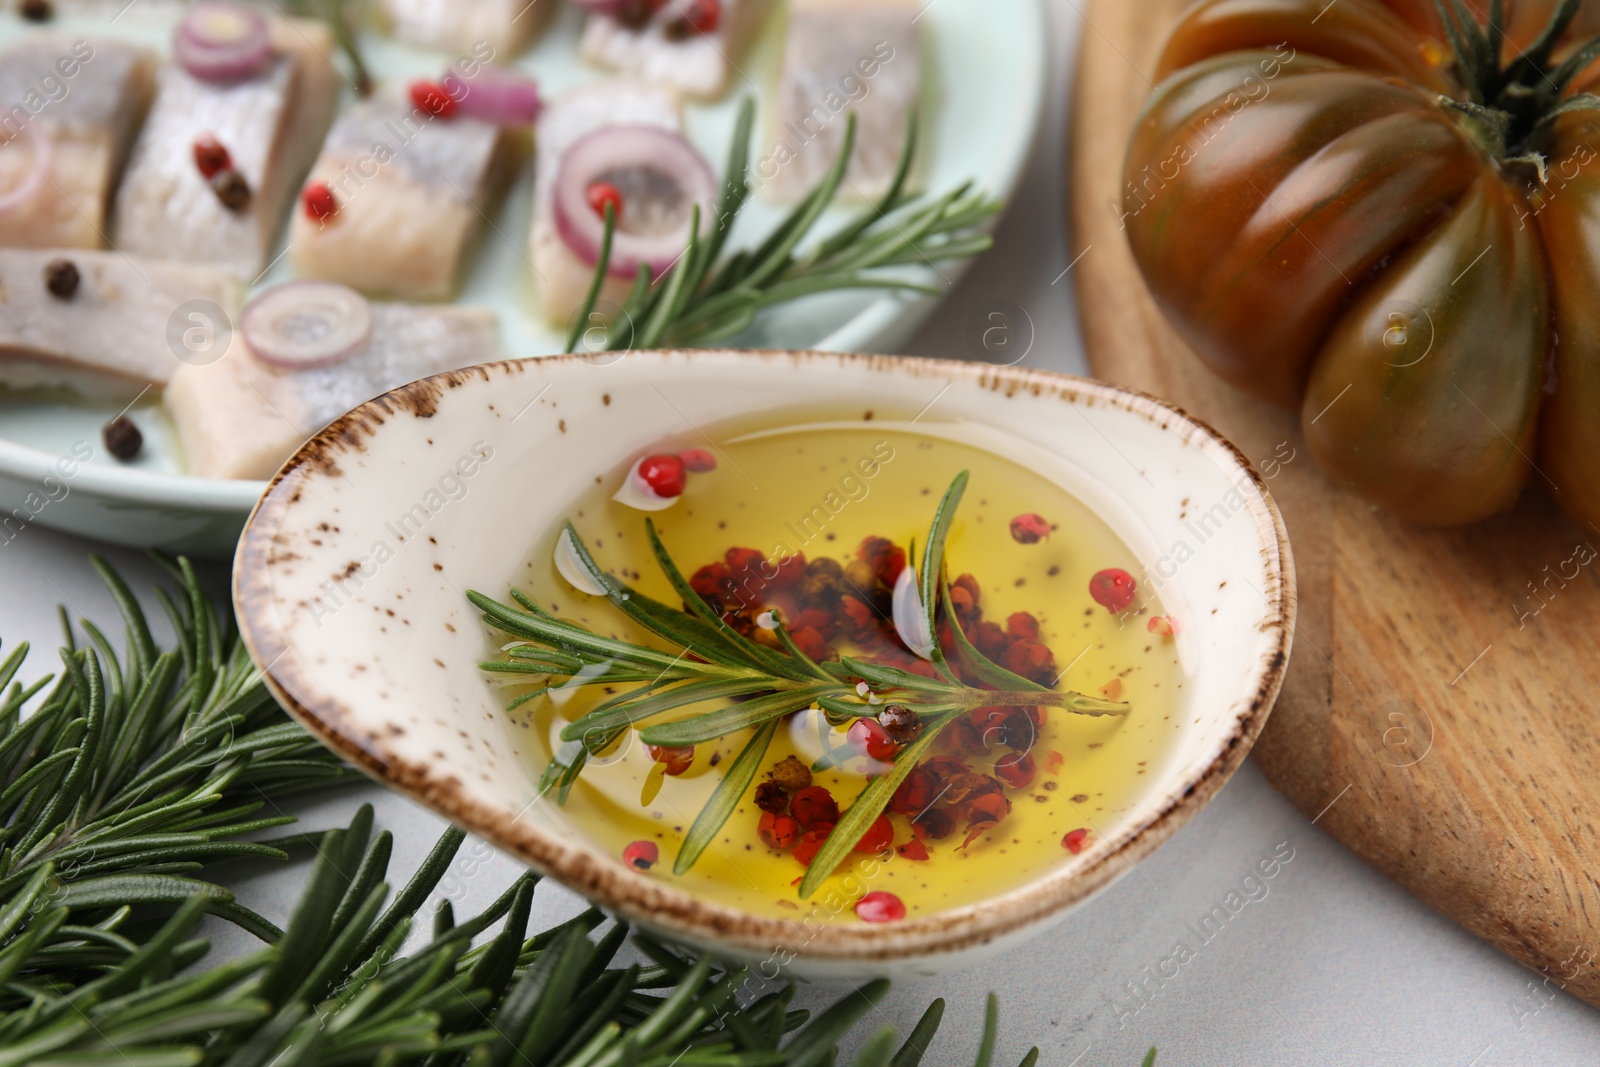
[765,0,920,201]
[289,96,517,299]
[378,0,556,59]
[165,303,501,479]
[112,19,339,281]
[0,39,155,248]
[0,248,241,399]
[530,81,680,327]
[578,0,770,101]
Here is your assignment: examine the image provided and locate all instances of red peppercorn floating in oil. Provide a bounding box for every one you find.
[854,890,906,923]
[637,453,686,497]
[302,181,339,223]
[1089,567,1137,613]
[1009,512,1051,544]
[846,717,897,761]
[853,813,894,854]
[586,181,624,220]
[790,786,839,828]
[758,811,800,850]
[409,79,458,117]
[1061,828,1090,854]
[679,448,717,472]
[1147,614,1176,637]
[192,135,231,179]
[622,840,658,870]
[792,823,833,866]
[646,743,694,776]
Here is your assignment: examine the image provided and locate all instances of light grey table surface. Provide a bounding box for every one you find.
[5,3,1600,1064]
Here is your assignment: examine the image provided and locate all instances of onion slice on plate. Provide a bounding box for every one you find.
[241,282,373,370]
[443,68,542,126]
[175,1,272,83]
[0,122,51,216]
[553,125,718,279]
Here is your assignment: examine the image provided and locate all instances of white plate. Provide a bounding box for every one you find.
[0,0,1045,556]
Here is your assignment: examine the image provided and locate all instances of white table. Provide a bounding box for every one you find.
[5,3,1599,1062]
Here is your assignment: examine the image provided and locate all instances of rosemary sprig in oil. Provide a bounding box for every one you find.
[471,473,1128,896]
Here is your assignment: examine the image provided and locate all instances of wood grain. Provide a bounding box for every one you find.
[1070,0,1600,1004]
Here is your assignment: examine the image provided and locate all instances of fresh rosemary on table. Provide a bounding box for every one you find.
[0,555,1069,1064]
[564,100,1002,354]
[471,472,1129,897]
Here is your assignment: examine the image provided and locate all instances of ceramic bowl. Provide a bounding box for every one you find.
[233,349,1295,979]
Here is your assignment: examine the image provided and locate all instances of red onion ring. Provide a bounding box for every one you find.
[0,122,51,217]
[241,282,373,370]
[553,125,718,279]
[175,2,272,83]
[442,69,542,126]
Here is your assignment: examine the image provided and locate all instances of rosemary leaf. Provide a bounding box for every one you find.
[797,709,959,899]
[638,686,834,747]
[674,721,778,876]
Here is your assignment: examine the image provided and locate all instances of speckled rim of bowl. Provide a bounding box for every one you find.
[233,349,1296,965]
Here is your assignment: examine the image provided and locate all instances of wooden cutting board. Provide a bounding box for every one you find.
[1070,0,1600,1005]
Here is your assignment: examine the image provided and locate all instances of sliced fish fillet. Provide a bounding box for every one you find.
[579,0,769,100]
[0,248,240,400]
[0,38,155,249]
[289,95,518,300]
[166,301,501,479]
[112,19,339,281]
[765,0,920,201]
[530,80,680,328]
[379,0,555,59]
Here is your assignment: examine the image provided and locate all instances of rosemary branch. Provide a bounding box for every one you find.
[565,99,1001,353]
[472,473,1129,893]
[0,556,1060,1065]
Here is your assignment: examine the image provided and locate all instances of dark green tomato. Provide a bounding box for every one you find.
[1121,0,1600,526]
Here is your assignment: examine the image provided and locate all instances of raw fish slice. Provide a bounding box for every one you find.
[579,0,769,100]
[530,81,680,327]
[0,39,155,248]
[765,0,920,201]
[0,248,241,400]
[112,19,339,281]
[165,302,501,479]
[289,95,517,299]
[379,0,555,59]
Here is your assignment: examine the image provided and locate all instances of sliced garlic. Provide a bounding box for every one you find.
[554,527,609,596]
[892,565,935,659]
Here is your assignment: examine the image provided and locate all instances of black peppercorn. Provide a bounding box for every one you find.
[20,0,52,22]
[211,168,252,212]
[770,755,811,792]
[754,780,788,814]
[878,704,923,743]
[663,16,693,40]
[43,258,78,299]
[102,415,142,461]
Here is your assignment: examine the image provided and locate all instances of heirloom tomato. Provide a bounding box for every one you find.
[1122,0,1600,525]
